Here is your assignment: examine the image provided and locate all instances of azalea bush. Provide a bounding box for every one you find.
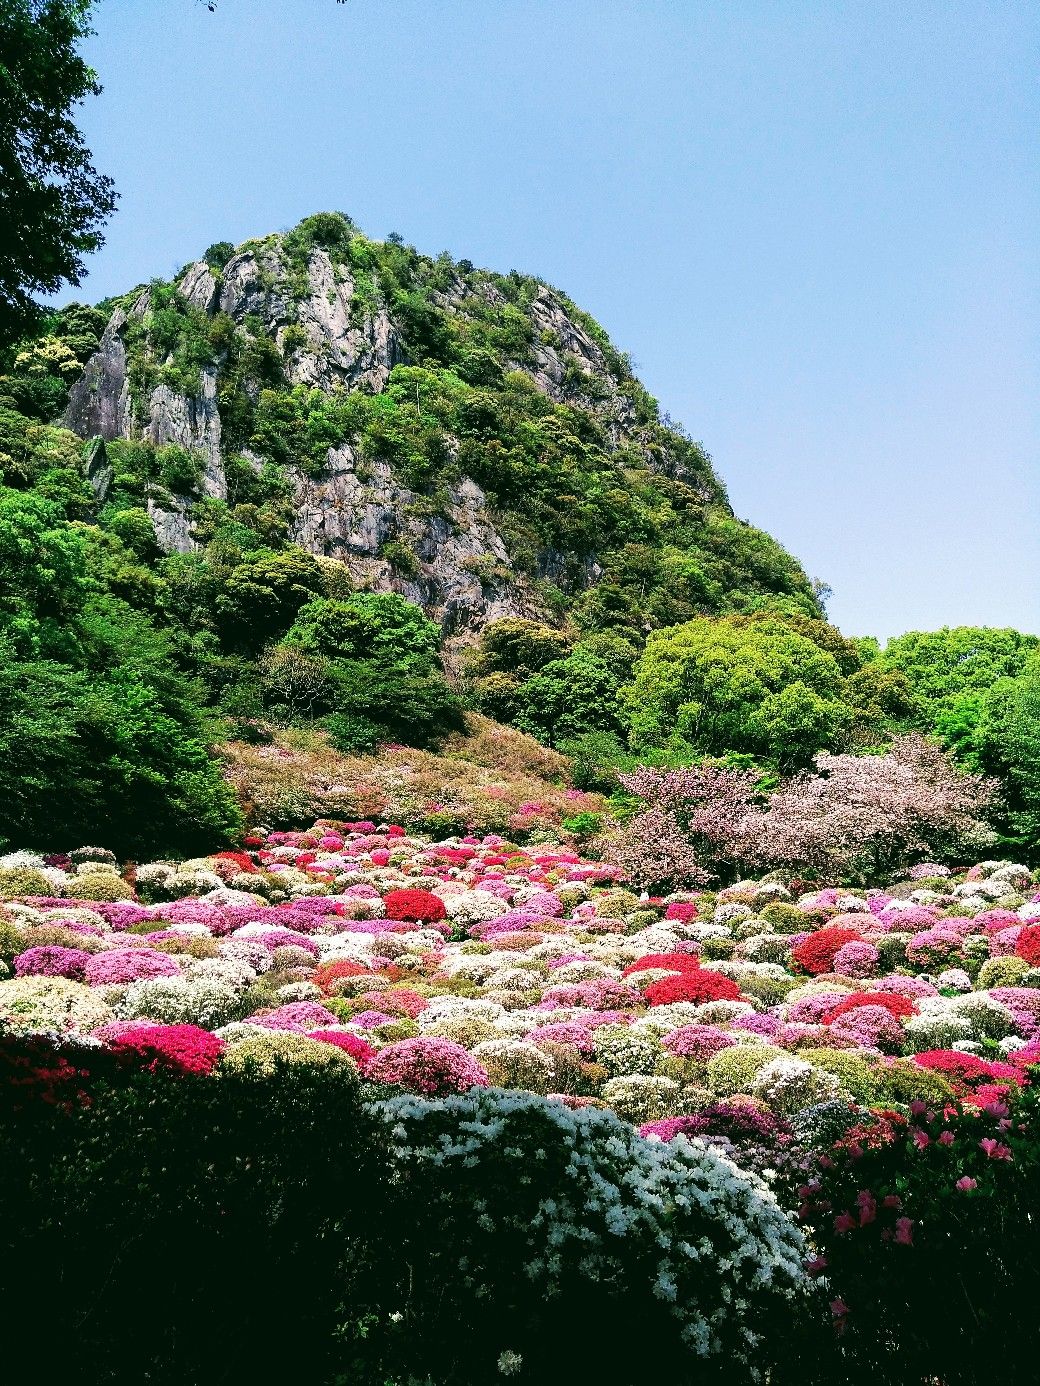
[347,1088,808,1386]
[0,828,1037,1160]
[0,1035,381,1386]
[787,1078,1040,1386]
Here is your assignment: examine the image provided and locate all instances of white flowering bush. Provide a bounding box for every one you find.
[0,976,112,1033]
[369,1088,807,1383]
[600,1073,681,1122]
[472,1038,555,1090]
[592,1024,662,1077]
[750,1056,841,1115]
[116,976,240,1028]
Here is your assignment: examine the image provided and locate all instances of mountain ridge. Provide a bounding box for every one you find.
[30,211,819,645]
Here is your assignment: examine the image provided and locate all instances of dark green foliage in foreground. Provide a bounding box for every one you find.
[0,1036,802,1386]
[7,1033,1040,1386]
[0,1042,381,1386]
[777,1080,1040,1386]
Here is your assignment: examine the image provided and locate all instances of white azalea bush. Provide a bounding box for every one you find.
[368,1088,808,1384]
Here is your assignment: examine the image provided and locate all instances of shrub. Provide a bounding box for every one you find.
[115,976,239,1029]
[352,1088,807,1385]
[601,1072,680,1123]
[220,1029,357,1074]
[1016,924,1040,966]
[0,1034,379,1385]
[13,944,91,980]
[787,1085,1040,1386]
[364,1037,490,1095]
[645,970,743,1006]
[64,872,135,902]
[872,1058,955,1108]
[100,1021,226,1075]
[803,1048,880,1103]
[704,1044,778,1096]
[791,925,863,976]
[382,888,447,924]
[0,975,112,1033]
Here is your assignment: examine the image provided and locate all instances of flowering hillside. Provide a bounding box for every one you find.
[2,825,1038,1144]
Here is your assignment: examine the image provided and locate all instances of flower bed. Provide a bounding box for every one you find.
[2,827,1040,1382]
[1,830,1038,1153]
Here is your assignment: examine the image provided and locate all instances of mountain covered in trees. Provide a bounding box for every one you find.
[19,211,818,645]
[1,211,1037,861]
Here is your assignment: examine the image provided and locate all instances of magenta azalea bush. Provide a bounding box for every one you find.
[364,1037,490,1095]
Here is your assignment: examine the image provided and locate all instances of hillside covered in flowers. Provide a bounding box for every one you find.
[4,821,1040,1382]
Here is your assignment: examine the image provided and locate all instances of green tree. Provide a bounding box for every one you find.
[939,662,1040,856]
[624,614,849,767]
[285,592,440,673]
[325,661,464,752]
[513,649,625,747]
[0,1,116,348]
[879,626,1039,717]
[0,605,241,856]
[0,485,90,632]
[214,546,325,648]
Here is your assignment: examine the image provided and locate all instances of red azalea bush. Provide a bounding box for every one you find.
[823,992,917,1025]
[644,970,742,1006]
[791,926,864,976]
[309,1030,376,1067]
[213,850,257,874]
[913,1049,1025,1095]
[1015,924,1040,966]
[382,889,448,924]
[313,958,374,995]
[101,1022,226,1076]
[622,951,700,978]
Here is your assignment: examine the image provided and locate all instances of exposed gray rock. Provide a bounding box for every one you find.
[144,367,225,498]
[83,437,112,508]
[218,248,287,323]
[63,308,131,440]
[147,500,197,553]
[177,261,219,313]
[285,250,402,393]
[289,450,539,645]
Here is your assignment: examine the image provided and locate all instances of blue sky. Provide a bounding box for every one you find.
[67,0,1039,640]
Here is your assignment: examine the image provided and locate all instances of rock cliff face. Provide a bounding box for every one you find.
[62,213,814,641]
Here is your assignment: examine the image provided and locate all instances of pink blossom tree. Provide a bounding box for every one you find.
[738,735,996,883]
[605,764,760,889]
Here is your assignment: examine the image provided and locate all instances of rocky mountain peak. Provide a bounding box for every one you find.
[57,212,815,645]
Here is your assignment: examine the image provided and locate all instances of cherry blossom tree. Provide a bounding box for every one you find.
[738,735,996,883]
[605,764,760,889]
